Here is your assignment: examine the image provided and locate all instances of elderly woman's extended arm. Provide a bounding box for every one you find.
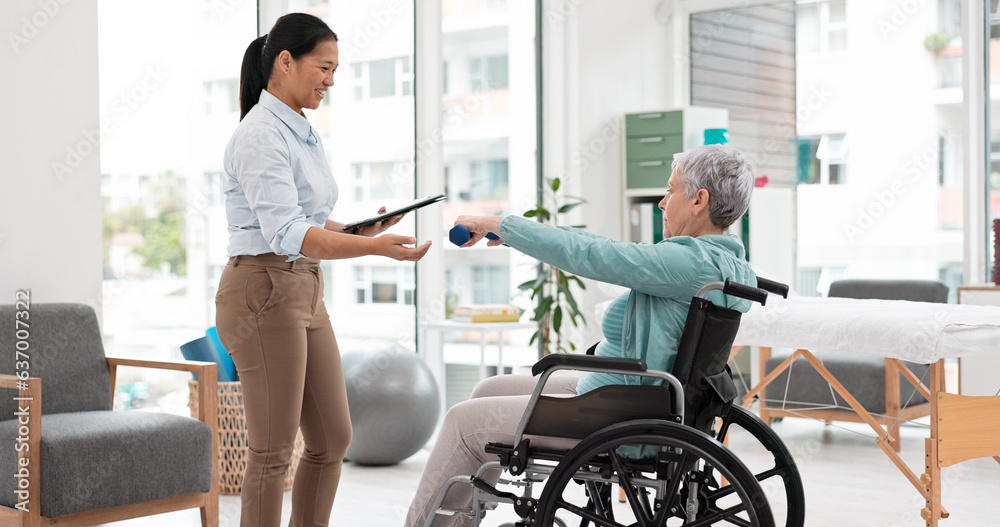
[498,215,709,298]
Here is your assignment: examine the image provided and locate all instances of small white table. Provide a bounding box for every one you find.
[419,320,537,381]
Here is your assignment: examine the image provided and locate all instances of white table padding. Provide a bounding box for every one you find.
[734,296,1000,364]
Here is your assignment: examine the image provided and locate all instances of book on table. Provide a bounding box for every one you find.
[451,304,522,323]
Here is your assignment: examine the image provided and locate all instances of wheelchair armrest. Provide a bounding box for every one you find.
[531,354,646,376]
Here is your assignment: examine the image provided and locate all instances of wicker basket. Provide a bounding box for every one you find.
[188,380,305,495]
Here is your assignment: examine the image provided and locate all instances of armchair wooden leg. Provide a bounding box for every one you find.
[200,495,218,527]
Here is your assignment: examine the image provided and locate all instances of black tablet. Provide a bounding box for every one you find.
[342,194,447,231]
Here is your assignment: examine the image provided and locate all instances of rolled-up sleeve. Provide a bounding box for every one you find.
[230,124,313,257]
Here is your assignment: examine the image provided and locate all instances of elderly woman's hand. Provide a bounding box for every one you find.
[454,215,504,247]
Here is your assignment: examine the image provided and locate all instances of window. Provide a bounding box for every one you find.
[202,172,225,207]
[204,79,238,115]
[351,162,407,201]
[469,55,509,91]
[798,134,847,185]
[99,0,256,407]
[797,1,846,54]
[353,266,415,305]
[472,265,510,304]
[466,159,509,200]
[352,56,414,100]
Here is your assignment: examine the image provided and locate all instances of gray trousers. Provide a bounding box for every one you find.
[404,373,579,527]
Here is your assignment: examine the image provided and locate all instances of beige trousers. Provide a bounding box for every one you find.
[404,374,579,527]
[216,253,352,527]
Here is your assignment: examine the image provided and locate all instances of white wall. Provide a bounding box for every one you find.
[0,1,103,318]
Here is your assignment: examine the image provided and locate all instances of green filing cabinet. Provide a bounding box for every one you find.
[622,107,728,242]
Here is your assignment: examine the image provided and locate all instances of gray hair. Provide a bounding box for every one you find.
[671,144,755,229]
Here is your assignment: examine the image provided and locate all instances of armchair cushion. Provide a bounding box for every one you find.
[0,304,111,417]
[0,410,212,518]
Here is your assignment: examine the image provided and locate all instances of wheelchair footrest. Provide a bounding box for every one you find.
[472,478,536,519]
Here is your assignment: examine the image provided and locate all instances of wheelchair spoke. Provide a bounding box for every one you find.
[686,511,752,527]
[555,498,624,527]
[609,449,655,525]
[537,422,774,527]
[584,480,613,520]
[715,406,806,527]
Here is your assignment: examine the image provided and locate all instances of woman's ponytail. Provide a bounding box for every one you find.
[239,35,269,121]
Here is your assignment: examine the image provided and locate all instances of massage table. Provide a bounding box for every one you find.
[732,295,1000,526]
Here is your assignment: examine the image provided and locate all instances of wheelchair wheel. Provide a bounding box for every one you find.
[536,420,774,527]
[715,406,805,527]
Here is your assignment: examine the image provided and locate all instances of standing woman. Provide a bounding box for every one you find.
[215,13,431,527]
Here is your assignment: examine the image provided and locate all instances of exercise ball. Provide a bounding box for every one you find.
[341,340,441,466]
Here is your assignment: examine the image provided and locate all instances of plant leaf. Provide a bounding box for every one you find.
[558,202,584,214]
[553,305,563,334]
[551,178,561,191]
[532,272,548,290]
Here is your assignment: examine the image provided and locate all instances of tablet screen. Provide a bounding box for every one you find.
[342,194,446,231]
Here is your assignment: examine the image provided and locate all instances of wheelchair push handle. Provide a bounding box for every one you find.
[722,278,769,305]
[756,276,789,298]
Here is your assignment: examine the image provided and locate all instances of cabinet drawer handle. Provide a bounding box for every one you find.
[639,161,665,167]
[637,112,664,119]
[638,137,664,143]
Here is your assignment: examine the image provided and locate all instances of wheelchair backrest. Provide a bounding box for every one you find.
[671,296,744,431]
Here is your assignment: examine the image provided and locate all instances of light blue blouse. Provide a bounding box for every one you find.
[496,215,756,393]
[222,90,338,260]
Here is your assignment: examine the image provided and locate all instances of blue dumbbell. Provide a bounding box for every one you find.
[449,224,502,246]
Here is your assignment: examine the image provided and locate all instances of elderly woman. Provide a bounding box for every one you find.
[405,144,756,527]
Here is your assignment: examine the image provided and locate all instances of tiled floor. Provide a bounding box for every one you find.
[102,416,999,527]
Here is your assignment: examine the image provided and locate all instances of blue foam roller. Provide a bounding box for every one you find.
[179,336,217,381]
[206,327,239,382]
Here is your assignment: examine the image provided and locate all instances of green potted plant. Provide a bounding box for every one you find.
[518,177,588,356]
[924,30,951,53]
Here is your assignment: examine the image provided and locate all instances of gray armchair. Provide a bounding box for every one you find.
[0,303,219,526]
[759,279,949,452]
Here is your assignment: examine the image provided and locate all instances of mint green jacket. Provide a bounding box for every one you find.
[498,215,755,390]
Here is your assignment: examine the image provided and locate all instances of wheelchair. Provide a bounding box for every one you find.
[424,278,805,527]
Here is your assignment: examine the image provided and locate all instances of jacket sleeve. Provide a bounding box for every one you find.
[498,215,707,299]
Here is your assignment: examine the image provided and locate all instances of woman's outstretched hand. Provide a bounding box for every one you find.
[454,215,504,247]
[355,206,405,237]
[375,234,432,261]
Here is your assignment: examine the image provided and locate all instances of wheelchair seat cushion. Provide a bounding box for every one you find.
[0,410,213,517]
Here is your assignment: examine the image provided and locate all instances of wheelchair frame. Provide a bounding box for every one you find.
[423,279,801,527]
